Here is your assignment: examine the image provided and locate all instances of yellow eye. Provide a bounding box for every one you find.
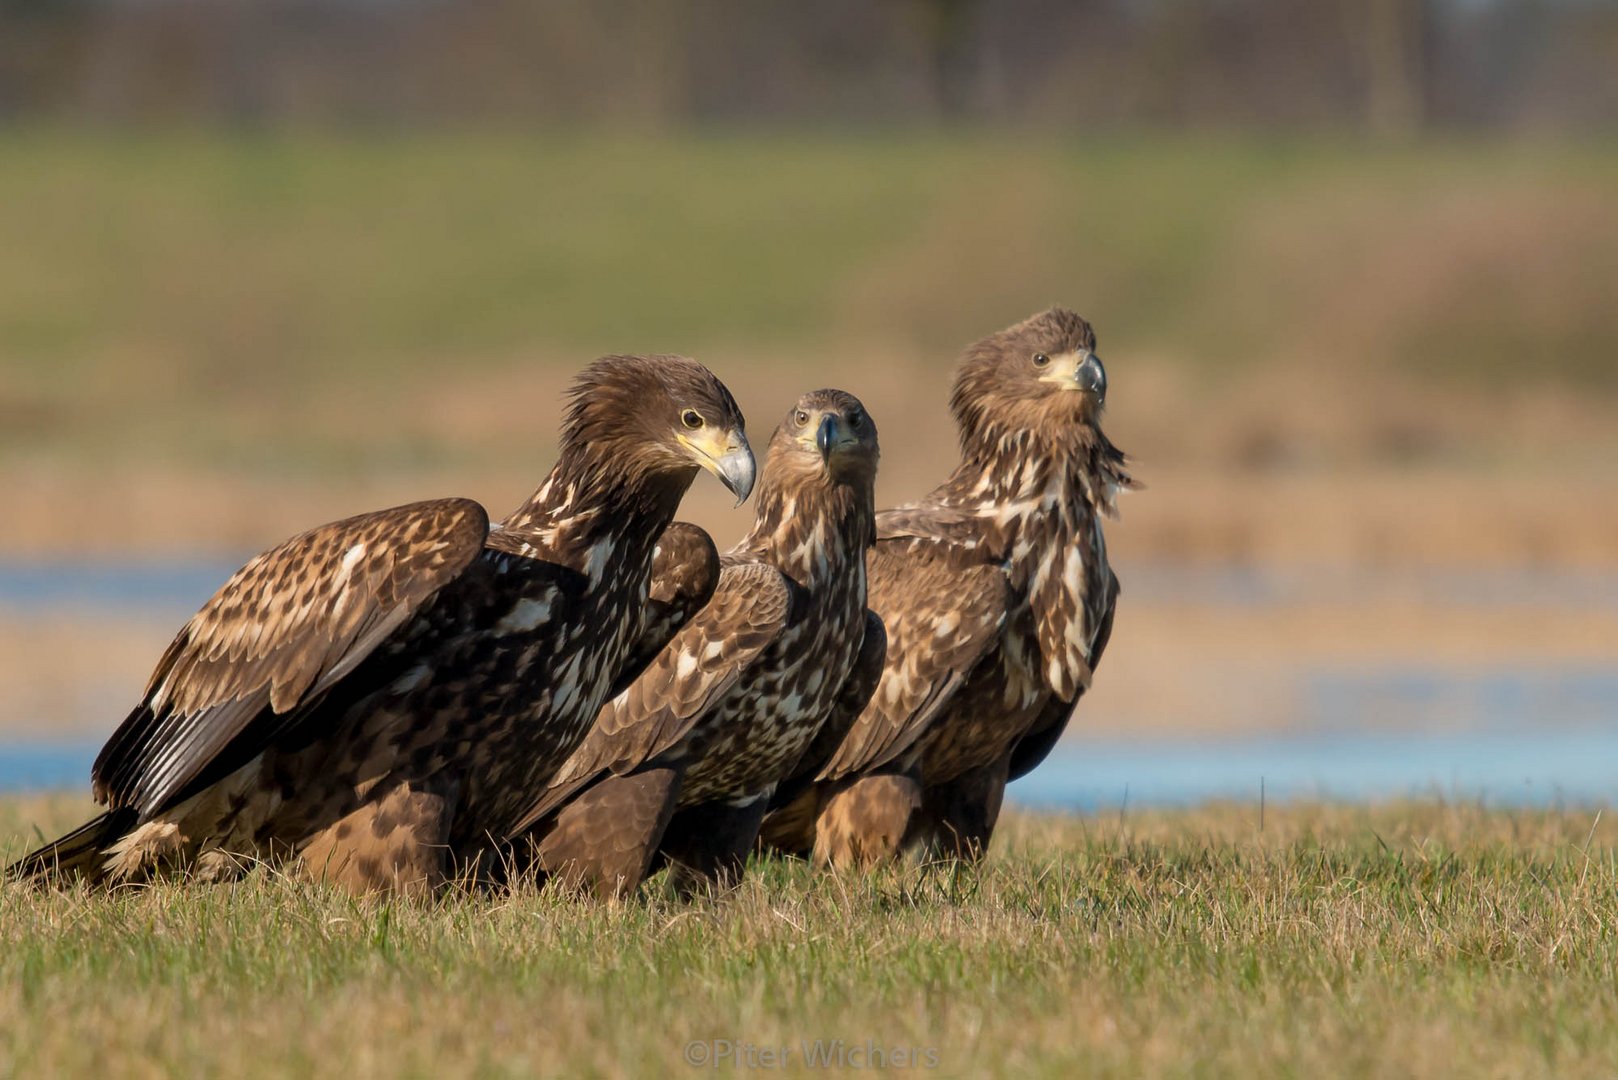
[794,409,810,426]
[682,409,704,429]
[1032,353,1050,368]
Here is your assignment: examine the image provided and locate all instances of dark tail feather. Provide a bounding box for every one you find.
[6,809,136,884]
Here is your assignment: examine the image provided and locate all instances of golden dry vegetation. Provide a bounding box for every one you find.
[4,798,1617,1079]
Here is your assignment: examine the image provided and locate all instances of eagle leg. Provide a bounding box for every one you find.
[810,771,922,870]
[296,775,460,898]
[532,766,682,901]
[657,797,770,896]
[755,786,820,859]
[912,754,1011,862]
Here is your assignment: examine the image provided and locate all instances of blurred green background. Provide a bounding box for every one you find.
[0,1,1614,490]
[0,0,1614,740]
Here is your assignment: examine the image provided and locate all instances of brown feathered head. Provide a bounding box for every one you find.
[743,388,880,561]
[950,307,1108,453]
[764,388,880,490]
[561,354,755,503]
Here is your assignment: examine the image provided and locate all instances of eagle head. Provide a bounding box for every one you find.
[950,307,1108,451]
[769,388,880,490]
[562,354,755,503]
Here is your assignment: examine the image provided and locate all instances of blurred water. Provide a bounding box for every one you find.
[0,558,242,619]
[1304,668,1618,734]
[0,743,99,795]
[4,730,1617,809]
[0,558,1613,808]
[1008,728,1618,812]
[1123,561,1618,611]
[6,557,1618,617]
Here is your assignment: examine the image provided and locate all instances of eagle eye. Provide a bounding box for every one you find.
[847,410,863,430]
[681,409,704,430]
[1032,353,1050,368]
[794,409,810,426]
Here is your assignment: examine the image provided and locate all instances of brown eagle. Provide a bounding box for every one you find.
[514,389,883,896]
[761,309,1134,866]
[8,355,754,896]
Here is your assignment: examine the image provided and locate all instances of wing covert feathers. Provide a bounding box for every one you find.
[519,561,793,830]
[91,498,489,817]
[817,547,1007,780]
[1008,568,1119,781]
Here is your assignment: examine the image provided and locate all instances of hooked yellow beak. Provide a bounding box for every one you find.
[678,427,756,505]
[1038,350,1107,400]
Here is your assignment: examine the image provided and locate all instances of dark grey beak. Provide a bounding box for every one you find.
[1076,352,1107,400]
[715,443,756,505]
[815,414,838,460]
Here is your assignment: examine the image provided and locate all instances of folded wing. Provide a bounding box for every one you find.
[1008,568,1119,781]
[816,545,1007,780]
[92,498,490,818]
[516,560,794,830]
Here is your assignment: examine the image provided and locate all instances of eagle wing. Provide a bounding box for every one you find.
[607,522,721,699]
[1028,505,1114,701]
[816,545,1007,780]
[770,608,886,809]
[91,498,490,817]
[515,560,794,831]
[1007,567,1119,781]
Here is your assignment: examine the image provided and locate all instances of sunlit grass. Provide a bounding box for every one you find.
[3,795,1616,1077]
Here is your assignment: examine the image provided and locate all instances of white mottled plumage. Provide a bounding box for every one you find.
[764,308,1135,867]
[9,355,756,896]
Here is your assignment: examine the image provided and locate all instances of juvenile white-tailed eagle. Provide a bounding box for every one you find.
[761,309,1134,866]
[8,355,754,896]
[515,389,883,896]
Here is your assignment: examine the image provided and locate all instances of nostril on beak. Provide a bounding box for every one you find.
[1077,353,1107,397]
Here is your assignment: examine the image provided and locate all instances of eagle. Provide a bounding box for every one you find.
[7,355,754,896]
[761,309,1135,866]
[512,389,883,896]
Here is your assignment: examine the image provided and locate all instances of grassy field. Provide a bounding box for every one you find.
[4,796,1617,1077]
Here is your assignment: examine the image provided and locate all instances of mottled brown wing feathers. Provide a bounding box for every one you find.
[817,546,1007,780]
[517,561,793,831]
[1008,568,1118,781]
[1028,506,1112,701]
[874,504,981,552]
[92,498,489,816]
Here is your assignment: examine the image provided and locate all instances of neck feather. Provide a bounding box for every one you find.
[933,421,1134,517]
[738,469,874,586]
[497,447,691,577]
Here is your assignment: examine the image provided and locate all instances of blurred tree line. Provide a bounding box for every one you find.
[0,0,1614,132]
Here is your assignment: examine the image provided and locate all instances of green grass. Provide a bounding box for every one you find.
[4,796,1617,1077]
[1,130,1616,470]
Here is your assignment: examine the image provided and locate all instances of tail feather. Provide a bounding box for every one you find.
[6,809,136,884]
